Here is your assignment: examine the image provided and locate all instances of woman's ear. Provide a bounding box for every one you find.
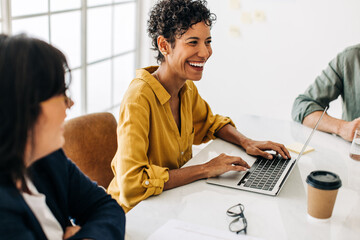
[157,35,170,56]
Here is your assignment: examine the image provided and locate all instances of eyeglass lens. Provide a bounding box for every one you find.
[229,217,247,234]
[227,204,244,216]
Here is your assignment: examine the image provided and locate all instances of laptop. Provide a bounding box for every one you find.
[206,107,327,196]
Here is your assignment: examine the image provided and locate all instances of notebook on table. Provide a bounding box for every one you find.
[206,108,327,196]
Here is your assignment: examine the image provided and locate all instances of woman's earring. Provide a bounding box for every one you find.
[162,52,167,56]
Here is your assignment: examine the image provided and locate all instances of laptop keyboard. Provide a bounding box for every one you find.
[238,155,290,191]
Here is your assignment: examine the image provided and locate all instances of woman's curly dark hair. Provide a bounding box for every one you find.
[147,0,216,63]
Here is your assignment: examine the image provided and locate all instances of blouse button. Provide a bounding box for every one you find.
[145,180,149,185]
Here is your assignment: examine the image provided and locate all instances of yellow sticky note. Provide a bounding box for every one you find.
[286,142,315,154]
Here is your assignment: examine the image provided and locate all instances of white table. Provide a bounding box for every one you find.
[125,115,360,240]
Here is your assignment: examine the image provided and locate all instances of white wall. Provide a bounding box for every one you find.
[140,0,360,121]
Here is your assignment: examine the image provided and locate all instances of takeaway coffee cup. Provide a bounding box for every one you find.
[306,171,342,219]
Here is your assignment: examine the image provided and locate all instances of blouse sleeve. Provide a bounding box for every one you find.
[190,82,235,145]
[111,101,169,212]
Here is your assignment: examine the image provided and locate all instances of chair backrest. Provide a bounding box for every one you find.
[63,112,117,188]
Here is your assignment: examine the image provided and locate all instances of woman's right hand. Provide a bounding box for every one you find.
[203,153,250,178]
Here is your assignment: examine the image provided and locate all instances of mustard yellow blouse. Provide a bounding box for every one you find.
[107,66,234,212]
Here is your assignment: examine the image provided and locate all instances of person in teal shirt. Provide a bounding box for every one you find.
[292,44,360,141]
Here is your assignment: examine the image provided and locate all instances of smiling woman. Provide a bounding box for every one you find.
[108,0,291,214]
[154,21,213,83]
[147,0,216,64]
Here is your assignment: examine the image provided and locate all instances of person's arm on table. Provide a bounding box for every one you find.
[164,153,250,190]
[164,123,292,191]
[214,124,291,160]
[111,101,250,204]
[114,96,250,197]
[292,46,360,142]
[303,111,360,142]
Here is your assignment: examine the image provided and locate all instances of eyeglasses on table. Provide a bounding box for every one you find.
[226,203,247,235]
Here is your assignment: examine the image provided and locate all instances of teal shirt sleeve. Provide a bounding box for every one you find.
[292,44,360,123]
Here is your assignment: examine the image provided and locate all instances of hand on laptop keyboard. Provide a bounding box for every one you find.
[203,153,251,178]
[241,139,291,160]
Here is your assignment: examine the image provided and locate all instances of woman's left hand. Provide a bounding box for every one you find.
[63,225,81,240]
[242,139,291,160]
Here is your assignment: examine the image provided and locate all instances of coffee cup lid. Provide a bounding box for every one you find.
[306,170,342,190]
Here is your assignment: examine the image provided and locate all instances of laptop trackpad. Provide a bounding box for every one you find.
[206,171,247,187]
[219,171,246,179]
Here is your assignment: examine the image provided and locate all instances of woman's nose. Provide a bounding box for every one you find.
[198,44,211,59]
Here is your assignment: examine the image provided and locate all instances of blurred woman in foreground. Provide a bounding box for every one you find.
[0,34,125,240]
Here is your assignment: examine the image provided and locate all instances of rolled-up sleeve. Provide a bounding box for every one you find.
[108,101,169,212]
[291,53,344,123]
[190,82,235,145]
